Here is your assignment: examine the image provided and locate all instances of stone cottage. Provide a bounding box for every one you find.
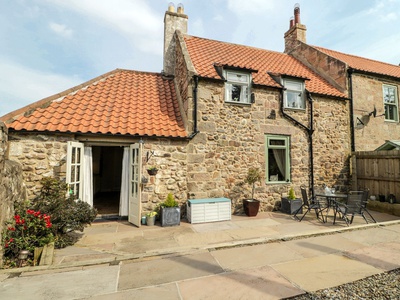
[2,4,375,227]
[285,5,400,152]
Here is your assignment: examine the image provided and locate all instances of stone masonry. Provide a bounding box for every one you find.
[352,74,400,151]
[0,122,27,267]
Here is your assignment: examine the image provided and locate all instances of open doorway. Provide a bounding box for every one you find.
[92,146,123,216]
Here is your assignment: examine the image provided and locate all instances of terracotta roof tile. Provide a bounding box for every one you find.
[184,35,347,98]
[315,46,400,78]
[3,69,187,138]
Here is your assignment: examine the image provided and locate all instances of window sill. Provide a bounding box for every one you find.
[225,101,251,106]
[283,107,306,111]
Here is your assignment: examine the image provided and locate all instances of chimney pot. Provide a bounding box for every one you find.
[177,3,184,14]
[294,3,300,24]
[168,2,175,13]
[289,17,294,28]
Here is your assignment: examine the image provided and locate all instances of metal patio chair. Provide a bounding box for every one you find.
[333,190,376,225]
[294,186,326,222]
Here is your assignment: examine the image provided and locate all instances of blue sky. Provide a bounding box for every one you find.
[1,0,400,117]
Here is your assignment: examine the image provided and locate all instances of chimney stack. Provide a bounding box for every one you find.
[163,2,188,76]
[284,3,307,53]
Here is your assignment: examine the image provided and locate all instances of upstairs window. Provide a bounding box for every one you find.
[224,70,251,104]
[265,135,290,183]
[283,78,305,109]
[383,85,399,122]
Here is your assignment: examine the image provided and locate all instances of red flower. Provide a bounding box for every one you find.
[46,223,52,228]
[9,238,14,243]
[8,227,15,231]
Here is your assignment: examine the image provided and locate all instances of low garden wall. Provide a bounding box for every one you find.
[0,122,27,267]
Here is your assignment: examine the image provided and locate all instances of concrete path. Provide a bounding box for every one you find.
[1,211,400,299]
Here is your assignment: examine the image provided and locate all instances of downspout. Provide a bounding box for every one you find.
[280,90,315,198]
[188,75,199,139]
[348,68,355,152]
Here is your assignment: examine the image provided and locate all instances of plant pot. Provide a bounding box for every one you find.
[146,215,155,226]
[281,197,302,215]
[243,199,260,217]
[160,207,181,227]
[147,169,158,176]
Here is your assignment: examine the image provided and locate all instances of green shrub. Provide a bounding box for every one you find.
[288,187,296,200]
[31,177,97,248]
[162,193,179,207]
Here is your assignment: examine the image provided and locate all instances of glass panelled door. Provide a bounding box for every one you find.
[128,143,142,226]
[66,141,84,200]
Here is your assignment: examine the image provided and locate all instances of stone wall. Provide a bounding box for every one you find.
[352,74,400,151]
[7,132,73,199]
[141,139,188,212]
[185,80,351,212]
[0,122,27,267]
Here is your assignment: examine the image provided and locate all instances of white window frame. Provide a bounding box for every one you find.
[265,135,291,183]
[224,70,251,104]
[383,84,399,122]
[283,78,305,109]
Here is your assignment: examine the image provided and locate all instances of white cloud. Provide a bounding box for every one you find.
[49,22,73,38]
[0,59,82,116]
[380,12,397,21]
[44,0,162,54]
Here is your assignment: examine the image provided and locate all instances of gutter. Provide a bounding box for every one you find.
[187,75,200,139]
[348,68,355,152]
[280,90,315,198]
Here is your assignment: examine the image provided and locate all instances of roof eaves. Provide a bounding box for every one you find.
[0,69,122,124]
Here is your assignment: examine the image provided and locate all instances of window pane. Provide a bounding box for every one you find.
[227,72,248,83]
[286,91,302,108]
[385,104,398,121]
[269,139,285,146]
[286,81,302,91]
[231,85,241,101]
[268,149,286,181]
[70,166,76,182]
[71,148,76,163]
[76,148,81,163]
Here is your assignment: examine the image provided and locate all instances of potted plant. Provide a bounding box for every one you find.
[146,211,157,226]
[160,193,180,227]
[281,187,302,215]
[147,166,158,176]
[243,168,262,217]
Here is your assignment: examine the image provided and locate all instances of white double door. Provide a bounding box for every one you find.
[66,142,142,226]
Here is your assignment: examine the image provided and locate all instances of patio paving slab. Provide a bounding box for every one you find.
[339,226,400,245]
[210,242,304,271]
[283,234,365,258]
[178,265,304,300]
[118,252,224,291]
[83,283,180,300]
[344,242,400,271]
[271,253,381,292]
[0,265,119,300]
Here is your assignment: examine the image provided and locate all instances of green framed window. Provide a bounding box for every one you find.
[383,85,399,122]
[265,135,290,183]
